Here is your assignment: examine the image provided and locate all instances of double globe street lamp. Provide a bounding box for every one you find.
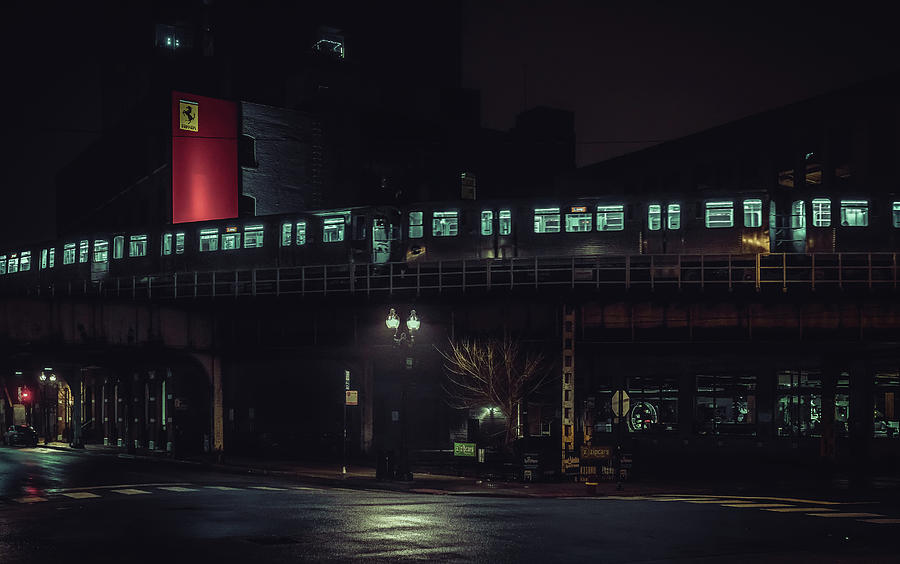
[385,308,420,347]
[384,307,420,480]
[38,370,58,444]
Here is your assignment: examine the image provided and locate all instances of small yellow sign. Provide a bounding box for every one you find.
[345,390,358,406]
[179,100,198,132]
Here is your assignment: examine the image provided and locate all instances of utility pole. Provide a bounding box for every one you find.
[343,369,350,476]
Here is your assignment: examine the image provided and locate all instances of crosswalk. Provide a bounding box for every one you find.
[8,483,330,506]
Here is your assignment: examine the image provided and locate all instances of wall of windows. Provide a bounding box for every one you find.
[534,208,561,233]
[840,200,868,226]
[596,205,624,231]
[433,211,458,237]
[695,373,757,436]
[705,201,734,228]
[812,198,831,227]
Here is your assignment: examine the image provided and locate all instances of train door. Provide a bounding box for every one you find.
[479,210,496,259]
[371,216,391,263]
[91,239,109,282]
[642,203,682,254]
[497,208,514,258]
[770,200,807,253]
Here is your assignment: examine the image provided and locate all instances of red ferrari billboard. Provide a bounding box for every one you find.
[171,91,238,224]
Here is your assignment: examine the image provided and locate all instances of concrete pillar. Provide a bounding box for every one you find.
[362,358,374,455]
[102,378,110,446]
[71,370,84,448]
[164,368,174,453]
[212,358,224,455]
[147,370,158,451]
[849,359,873,485]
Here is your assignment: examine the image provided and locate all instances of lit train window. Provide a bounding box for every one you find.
[48,248,55,268]
[648,205,662,231]
[812,199,831,227]
[499,210,511,235]
[244,225,264,248]
[162,233,173,256]
[281,223,292,246]
[63,243,76,265]
[8,256,18,274]
[565,212,592,232]
[79,240,89,263]
[222,230,241,250]
[534,208,560,233]
[840,200,868,227]
[892,202,900,228]
[667,204,681,230]
[743,199,762,228]
[705,201,734,228]
[408,212,423,239]
[19,251,31,272]
[0,255,5,275]
[481,210,493,236]
[40,249,48,269]
[175,233,185,254]
[129,235,148,257]
[199,229,219,252]
[596,205,624,231]
[93,240,109,263]
[433,211,458,237]
[113,236,124,259]
[323,217,345,243]
[296,222,307,245]
[791,201,806,229]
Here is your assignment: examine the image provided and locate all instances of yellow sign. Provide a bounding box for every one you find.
[345,390,358,406]
[179,100,198,132]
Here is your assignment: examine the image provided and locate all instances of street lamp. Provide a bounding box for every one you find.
[386,308,419,347]
[38,370,58,444]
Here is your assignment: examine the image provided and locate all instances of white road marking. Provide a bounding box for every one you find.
[807,512,883,518]
[49,483,192,493]
[721,503,793,508]
[158,486,198,492]
[859,518,900,524]
[250,486,287,491]
[61,492,100,499]
[205,486,242,491]
[291,486,325,491]
[766,507,836,513]
[110,489,150,495]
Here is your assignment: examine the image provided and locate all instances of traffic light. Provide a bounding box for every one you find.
[21,388,32,402]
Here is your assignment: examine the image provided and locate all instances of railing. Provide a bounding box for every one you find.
[18,252,900,300]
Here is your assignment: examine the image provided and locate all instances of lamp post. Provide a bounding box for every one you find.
[385,308,420,480]
[38,371,58,444]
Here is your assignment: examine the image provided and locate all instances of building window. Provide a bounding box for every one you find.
[93,240,108,263]
[296,222,307,245]
[113,236,124,259]
[129,235,148,257]
[626,375,679,432]
[840,200,868,227]
[481,210,493,236]
[705,201,734,228]
[743,199,762,228]
[79,240,89,263]
[323,217,345,243]
[667,204,681,230]
[244,226,264,248]
[19,251,31,272]
[408,211,423,239]
[162,233,173,256]
[596,205,624,231]
[281,223,292,246]
[499,209,512,235]
[874,369,900,439]
[175,233,185,255]
[63,243,76,265]
[812,199,831,227]
[565,209,592,232]
[0,255,5,275]
[534,208,561,233]
[695,373,757,436]
[433,211,459,237]
[222,229,241,250]
[892,202,900,228]
[775,369,845,438]
[40,249,48,269]
[648,204,662,231]
[200,229,219,252]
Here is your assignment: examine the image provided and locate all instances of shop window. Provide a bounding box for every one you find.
[222,230,241,250]
[409,211,423,239]
[199,229,219,252]
[79,240,89,263]
[705,201,734,228]
[627,375,678,432]
[812,199,831,227]
[93,240,108,263]
[63,243,76,265]
[19,251,31,272]
[244,225,264,248]
[296,222,307,245]
[648,204,661,231]
[129,235,148,257]
[499,210,512,235]
[481,210,493,236]
[667,204,681,230]
[162,233,173,256]
[565,211,592,233]
[113,236,124,259]
[840,200,868,227]
[695,374,757,436]
[323,217,345,242]
[0,255,5,275]
[874,369,900,439]
[776,370,823,438]
[175,233,185,255]
[743,199,762,228]
[281,223,292,246]
[596,205,624,231]
[433,211,459,237]
[892,202,900,228]
[534,208,561,233]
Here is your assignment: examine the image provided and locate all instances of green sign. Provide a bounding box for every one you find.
[453,442,476,457]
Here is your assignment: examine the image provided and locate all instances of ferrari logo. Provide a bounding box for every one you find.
[179,100,198,132]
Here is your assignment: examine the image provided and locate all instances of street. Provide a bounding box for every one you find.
[2,446,899,562]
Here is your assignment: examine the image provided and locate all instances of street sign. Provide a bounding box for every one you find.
[453,442,476,457]
[345,390,358,406]
[611,390,630,416]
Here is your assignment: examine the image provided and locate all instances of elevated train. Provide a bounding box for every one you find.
[1,192,899,290]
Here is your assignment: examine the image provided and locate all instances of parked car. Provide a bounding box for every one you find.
[4,425,38,447]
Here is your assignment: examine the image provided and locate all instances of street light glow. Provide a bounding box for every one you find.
[386,308,400,330]
[406,310,420,332]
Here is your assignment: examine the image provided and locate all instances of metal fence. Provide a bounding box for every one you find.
[23,252,900,300]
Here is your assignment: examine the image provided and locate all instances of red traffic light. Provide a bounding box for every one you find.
[21,389,31,401]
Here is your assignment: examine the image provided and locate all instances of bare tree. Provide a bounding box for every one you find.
[437,336,552,446]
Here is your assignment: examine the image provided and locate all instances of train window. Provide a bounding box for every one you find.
[113,236,124,259]
[63,243,76,265]
[175,233,185,254]
[534,208,561,233]
[812,199,831,227]
[705,201,734,228]
[8,256,18,274]
[244,225,264,248]
[296,222,307,245]
[743,199,762,228]
[0,255,5,275]
[840,200,868,227]
[281,223,292,246]
[648,205,662,231]
[596,205,624,231]
[323,217,345,243]
[79,240,89,263]
[499,210,511,235]
[129,235,148,257]
[481,210,493,236]
[222,231,241,250]
[565,212,592,232]
[20,251,31,272]
[892,202,900,228]
[200,229,219,252]
[667,204,681,230]
[409,212,423,239]
[791,201,806,229]
[162,233,173,256]
[433,211,458,237]
[40,249,48,269]
[93,240,109,263]
[48,248,55,268]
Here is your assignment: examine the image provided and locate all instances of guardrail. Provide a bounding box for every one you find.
[21,252,900,300]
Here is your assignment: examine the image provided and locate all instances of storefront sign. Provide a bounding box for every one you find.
[453,442,476,457]
[581,445,612,460]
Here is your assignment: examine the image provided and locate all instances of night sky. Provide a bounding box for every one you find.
[2,2,899,247]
